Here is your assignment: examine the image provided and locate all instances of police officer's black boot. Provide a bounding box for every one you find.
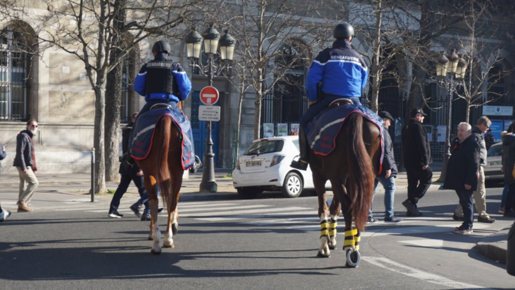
[290,127,309,170]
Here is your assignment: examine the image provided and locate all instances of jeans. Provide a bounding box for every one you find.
[109,173,150,214]
[369,176,396,218]
[406,166,433,205]
[501,185,509,207]
[507,183,515,213]
[456,190,474,230]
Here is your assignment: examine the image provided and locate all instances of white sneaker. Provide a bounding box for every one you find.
[0,210,12,222]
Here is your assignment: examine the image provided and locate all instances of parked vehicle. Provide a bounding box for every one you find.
[232,136,329,199]
[484,142,503,183]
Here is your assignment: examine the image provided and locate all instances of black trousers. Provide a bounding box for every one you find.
[109,173,149,213]
[406,166,433,205]
[456,190,474,229]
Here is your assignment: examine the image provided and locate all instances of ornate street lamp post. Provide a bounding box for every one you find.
[436,49,468,181]
[185,25,235,193]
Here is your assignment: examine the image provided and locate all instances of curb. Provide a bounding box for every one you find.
[476,229,509,264]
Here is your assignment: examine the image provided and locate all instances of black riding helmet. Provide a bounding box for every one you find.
[152,39,171,54]
[333,22,354,40]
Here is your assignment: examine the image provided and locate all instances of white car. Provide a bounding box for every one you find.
[232,136,329,198]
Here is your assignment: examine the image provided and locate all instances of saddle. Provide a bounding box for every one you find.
[329,98,354,108]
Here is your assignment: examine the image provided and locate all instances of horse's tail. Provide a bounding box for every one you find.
[157,117,172,206]
[346,113,374,232]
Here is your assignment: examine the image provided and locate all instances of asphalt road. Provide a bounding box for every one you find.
[0,184,514,289]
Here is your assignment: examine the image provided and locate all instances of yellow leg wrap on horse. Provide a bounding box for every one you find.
[329,221,337,237]
[354,230,361,251]
[344,229,356,247]
[320,221,329,238]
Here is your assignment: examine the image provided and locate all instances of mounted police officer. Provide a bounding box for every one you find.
[291,22,369,170]
[134,39,192,116]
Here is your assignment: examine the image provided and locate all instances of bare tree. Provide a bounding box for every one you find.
[32,0,203,193]
[452,0,513,123]
[213,0,333,140]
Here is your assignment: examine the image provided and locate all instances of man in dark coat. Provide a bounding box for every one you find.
[453,116,495,223]
[443,122,480,234]
[502,130,515,217]
[13,118,39,213]
[108,113,151,221]
[401,108,432,216]
[368,111,401,223]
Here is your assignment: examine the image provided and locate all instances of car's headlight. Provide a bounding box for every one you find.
[270,154,285,167]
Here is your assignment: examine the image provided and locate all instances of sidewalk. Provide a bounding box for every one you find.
[0,163,509,264]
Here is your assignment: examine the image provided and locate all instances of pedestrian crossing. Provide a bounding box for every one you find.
[12,197,502,238]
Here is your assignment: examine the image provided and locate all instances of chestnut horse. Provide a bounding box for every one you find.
[309,112,381,267]
[135,116,184,255]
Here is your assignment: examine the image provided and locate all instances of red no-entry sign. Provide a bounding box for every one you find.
[200,86,219,105]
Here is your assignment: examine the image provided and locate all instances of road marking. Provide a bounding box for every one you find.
[183,206,310,218]
[362,256,488,289]
[399,239,444,248]
[179,205,268,213]
[179,202,237,208]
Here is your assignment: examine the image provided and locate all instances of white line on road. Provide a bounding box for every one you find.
[184,206,310,218]
[362,256,488,289]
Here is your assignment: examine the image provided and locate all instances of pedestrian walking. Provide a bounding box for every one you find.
[452,116,495,223]
[13,118,39,213]
[401,108,432,216]
[443,122,480,234]
[290,22,368,171]
[368,111,401,223]
[108,113,152,221]
[0,143,11,221]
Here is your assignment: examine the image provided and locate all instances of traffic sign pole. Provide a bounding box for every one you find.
[199,85,220,193]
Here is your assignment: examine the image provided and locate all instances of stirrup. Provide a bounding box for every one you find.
[290,160,308,170]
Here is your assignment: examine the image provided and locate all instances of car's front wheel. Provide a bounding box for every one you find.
[237,187,262,199]
[282,172,303,198]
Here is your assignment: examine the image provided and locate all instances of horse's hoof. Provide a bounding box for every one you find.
[172,224,178,235]
[316,251,330,258]
[148,235,153,241]
[163,243,174,248]
[345,250,360,268]
[150,249,162,255]
[329,245,336,250]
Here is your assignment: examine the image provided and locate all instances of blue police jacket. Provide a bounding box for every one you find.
[306,39,368,102]
[133,53,192,102]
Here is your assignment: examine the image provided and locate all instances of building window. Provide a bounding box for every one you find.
[0,27,29,120]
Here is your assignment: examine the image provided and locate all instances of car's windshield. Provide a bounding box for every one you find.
[244,140,284,155]
[487,144,502,157]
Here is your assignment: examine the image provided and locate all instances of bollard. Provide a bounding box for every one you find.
[508,221,515,276]
[91,148,95,202]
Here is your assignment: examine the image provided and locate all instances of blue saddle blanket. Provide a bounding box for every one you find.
[129,107,195,170]
[306,104,384,169]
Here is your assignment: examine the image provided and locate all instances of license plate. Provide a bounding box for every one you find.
[246,160,262,167]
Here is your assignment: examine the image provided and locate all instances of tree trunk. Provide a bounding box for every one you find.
[94,85,107,194]
[370,0,383,113]
[105,57,123,181]
[235,80,245,166]
[465,101,470,124]
[104,0,126,182]
[254,68,263,140]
